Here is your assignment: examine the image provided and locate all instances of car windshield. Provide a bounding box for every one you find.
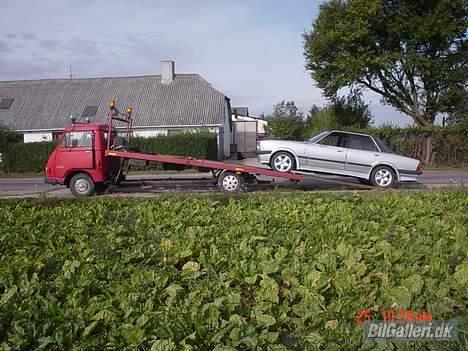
[373,137,393,153]
[308,131,329,143]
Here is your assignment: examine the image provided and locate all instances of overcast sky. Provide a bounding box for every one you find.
[0,0,412,125]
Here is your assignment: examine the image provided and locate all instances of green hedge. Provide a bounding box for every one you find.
[0,128,21,154]
[3,142,56,173]
[364,125,468,167]
[130,131,218,160]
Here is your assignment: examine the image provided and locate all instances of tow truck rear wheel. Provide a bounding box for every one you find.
[70,173,95,197]
[219,172,245,193]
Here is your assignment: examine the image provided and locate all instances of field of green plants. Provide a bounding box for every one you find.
[0,192,467,350]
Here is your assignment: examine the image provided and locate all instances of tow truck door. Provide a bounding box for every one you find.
[54,131,94,179]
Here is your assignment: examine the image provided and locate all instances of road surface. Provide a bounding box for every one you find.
[0,169,466,198]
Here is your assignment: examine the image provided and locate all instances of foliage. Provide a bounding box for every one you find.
[305,93,373,137]
[0,192,466,350]
[263,101,305,140]
[349,124,468,166]
[0,128,21,154]
[130,130,218,160]
[2,141,56,173]
[303,0,468,126]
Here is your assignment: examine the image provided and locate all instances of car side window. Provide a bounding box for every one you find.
[347,135,378,152]
[60,131,93,148]
[317,132,347,147]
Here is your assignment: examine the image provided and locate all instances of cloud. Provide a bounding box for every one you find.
[39,39,60,50]
[0,40,12,53]
[19,32,38,41]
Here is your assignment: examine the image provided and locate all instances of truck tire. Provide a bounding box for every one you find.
[218,172,245,192]
[70,173,95,197]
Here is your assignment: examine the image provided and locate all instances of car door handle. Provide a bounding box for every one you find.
[337,150,344,152]
[374,154,380,157]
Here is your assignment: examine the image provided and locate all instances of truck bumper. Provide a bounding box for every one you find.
[44,177,58,185]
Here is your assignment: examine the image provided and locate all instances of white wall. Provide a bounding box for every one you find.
[232,115,268,134]
[132,130,168,138]
[23,132,53,143]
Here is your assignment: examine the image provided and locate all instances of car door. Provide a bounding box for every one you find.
[54,131,94,179]
[307,131,347,172]
[344,134,380,176]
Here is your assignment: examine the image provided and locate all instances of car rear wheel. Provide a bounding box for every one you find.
[70,173,95,197]
[370,166,395,188]
[271,152,295,173]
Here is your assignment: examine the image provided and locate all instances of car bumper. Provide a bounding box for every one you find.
[256,150,271,164]
[398,170,422,182]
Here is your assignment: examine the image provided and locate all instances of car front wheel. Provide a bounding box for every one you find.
[370,166,395,188]
[271,152,295,173]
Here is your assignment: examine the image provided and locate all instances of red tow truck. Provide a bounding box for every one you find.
[45,101,303,196]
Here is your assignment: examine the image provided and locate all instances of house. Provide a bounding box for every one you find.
[231,107,268,153]
[0,61,232,159]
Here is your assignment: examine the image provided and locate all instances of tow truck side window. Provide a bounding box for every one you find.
[60,131,93,148]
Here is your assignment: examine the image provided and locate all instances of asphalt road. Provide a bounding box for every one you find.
[0,169,466,198]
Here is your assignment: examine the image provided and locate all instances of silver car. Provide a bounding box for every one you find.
[257,130,422,187]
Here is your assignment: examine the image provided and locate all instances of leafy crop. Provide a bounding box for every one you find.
[0,192,467,350]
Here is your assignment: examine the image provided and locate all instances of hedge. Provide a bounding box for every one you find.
[361,125,468,167]
[2,131,218,173]
[3,142,56,173]
[129,131,218,160]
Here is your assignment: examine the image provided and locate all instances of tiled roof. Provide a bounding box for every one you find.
[0,74,228,131]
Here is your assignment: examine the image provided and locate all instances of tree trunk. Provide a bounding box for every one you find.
[423,134,433,166]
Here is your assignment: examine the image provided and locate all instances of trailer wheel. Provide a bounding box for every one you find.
[219,172,244,192]
[70,173,95,197]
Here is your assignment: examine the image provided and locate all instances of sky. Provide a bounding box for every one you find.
[0,0,412,126]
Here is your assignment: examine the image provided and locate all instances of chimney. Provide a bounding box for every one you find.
[161,60,175,84]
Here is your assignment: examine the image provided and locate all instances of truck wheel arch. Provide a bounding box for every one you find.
[64,170,93,187]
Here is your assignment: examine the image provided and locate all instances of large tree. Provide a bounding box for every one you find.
[303,0,467,126]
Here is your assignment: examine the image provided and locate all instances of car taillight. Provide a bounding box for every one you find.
[416,162,421,171]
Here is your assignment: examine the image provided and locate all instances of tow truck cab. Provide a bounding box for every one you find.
[45,124,120,195]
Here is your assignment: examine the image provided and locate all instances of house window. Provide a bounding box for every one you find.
[0,98,14,109]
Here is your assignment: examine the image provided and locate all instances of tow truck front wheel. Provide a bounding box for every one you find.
[70,173,95,197]
[219,172,245,193]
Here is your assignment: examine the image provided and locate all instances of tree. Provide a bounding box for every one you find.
[303,0,467,127]
[304,92,373,136]
[264,101,305,140]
